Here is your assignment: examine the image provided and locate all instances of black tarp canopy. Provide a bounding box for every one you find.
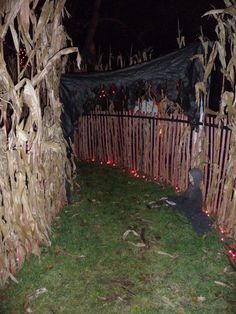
[60,41,205,139]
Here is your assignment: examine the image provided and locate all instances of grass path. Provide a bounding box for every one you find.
[1,162,236,313]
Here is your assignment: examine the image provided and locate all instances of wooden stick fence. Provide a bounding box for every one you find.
[75,111,236,239]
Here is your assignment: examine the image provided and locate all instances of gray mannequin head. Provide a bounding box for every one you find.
[189,168,203,187]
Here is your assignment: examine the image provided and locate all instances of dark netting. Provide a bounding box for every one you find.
[60,41,206,139]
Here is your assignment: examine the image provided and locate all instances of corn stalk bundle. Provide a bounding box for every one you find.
[195,0,236,236]
[0,0,78,286]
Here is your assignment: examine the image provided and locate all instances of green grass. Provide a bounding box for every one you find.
[1,161,236,314]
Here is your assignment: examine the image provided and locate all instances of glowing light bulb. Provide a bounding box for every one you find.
[219,226,225,234]
[175,186,180,193]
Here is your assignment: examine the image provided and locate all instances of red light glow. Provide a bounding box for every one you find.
[219,226,226,234]
[228,249,236,259]
[203,208,210,217]
[175,186,181,193]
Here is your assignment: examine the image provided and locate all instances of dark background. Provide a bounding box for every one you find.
[65,0,224,56]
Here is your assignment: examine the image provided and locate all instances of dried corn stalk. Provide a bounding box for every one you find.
[0,0,79,286]
[200,0,236,236]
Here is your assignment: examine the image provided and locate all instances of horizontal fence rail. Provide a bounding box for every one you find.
[75,111,236,240]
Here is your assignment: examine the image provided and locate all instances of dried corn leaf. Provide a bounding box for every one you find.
[16,127,29,143]
[203,43,217,82]
[23,80,41,128]
[202,9,225,18]
[19,0,30,36]
[76,51,82,70]
[195,82,206,105]
[222,91,236,117]
[32,47,78,86]
[224,3,236,16]
[216,41,227,69]
[33,0,40,10]
[226,57,236,86]
[190,54,204,67]
[215,18,226,46]
[34,0,53,43]
[0,0,24,39]
[224,0,233,8]
[9,23,19,53]
[122,229,140,240]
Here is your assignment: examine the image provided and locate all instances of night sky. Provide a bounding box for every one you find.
[65,0,225,56]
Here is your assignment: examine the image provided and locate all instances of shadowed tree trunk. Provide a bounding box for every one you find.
[82,0,102,71]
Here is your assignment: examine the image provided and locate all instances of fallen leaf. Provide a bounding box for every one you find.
[198,296,206,302]
[98,293,119,303]
[128,241,146,247]
[70,212,80,218]
[192,296,206,303]
[28,288,48,301]
[122,229,140,240]
[214,280,232,288]
[146,201,161,209]
[24,288,48,312]
[161,296,175,308]
[157,250,177,259]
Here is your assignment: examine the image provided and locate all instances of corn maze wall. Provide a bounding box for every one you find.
[76,112,236,240]
[0,0,78,286]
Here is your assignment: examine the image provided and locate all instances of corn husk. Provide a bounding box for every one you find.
[0,0,78,286]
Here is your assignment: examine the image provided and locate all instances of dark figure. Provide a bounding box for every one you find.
[165,168,212,236]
